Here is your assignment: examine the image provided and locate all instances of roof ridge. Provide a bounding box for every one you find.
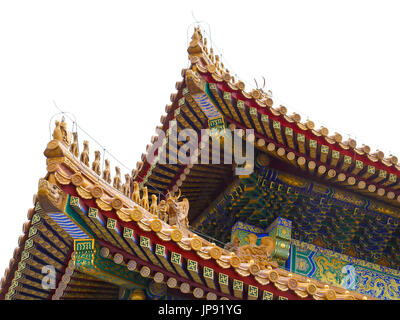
[187,27,400,171]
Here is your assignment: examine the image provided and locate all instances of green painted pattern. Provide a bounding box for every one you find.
[74,239,149,289]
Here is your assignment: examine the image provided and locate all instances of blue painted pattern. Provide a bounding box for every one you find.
[192,93,223,120]
[48,212,89,239]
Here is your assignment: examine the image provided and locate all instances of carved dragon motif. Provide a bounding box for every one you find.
[185,69,205,95]
[236,233,278,269]
[37,177,67,213]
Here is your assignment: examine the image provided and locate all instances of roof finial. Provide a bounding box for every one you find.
[187,27,204,57]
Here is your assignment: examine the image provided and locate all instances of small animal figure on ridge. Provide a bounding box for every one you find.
[132,181,140,204]
[141,186,149,211]
[70,132,79,157]
[102,159,111,184]
[113,166,122,191]
[80,140,90,166]
[53,120,63,141]
[122,174,131,198]
[92,150,101,175]
[60,117,71,145]
[150,194,158,215]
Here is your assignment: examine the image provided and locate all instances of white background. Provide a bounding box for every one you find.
[1,0,399,283]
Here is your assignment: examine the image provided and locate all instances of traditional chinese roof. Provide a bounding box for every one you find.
[135,28,400,207]
[130,28,400,270]
[1,136,373,300]
[3,27,393,300]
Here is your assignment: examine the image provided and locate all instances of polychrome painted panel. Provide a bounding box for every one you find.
[289,240,400,300]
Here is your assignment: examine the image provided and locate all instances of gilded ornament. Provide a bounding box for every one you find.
[102,159,111,184]
[141,186,149,211]
[113,166,122,191]
[229,255,241,268]
[76,186,93,199]
[52,120,63,141]
[91,150,101,175]
[325,289,336,300]
[37,178,66,212]
[251,89,261,99]
[222,72,231,82]
[91,185,103,198]
[71,172,84,186]
[150,194,158,215]
[209,246,222,260]
[46,163,58,173]
[150,219,162,233]
[237,80,245,90]
[80,140,90,166]
[287,278,298,290]
[95,198,112,211]
[47,139,60,151]
[60,117,72,145]
[264,97,273,107]
[132,181,141,204]
[166,190,189,229]
[171,229,183,242]
[268,270,279,282]
[70,132,79,157]
[54,171,71,185]
[206,64,216,74]
[236,234,276,270]
[249,263,260,275]
[111,197,123,210]
[130,207,143,222]
[306,283,317,295]
[185,70,205,95]
[190,237,202,251]
[122,174,131,198]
